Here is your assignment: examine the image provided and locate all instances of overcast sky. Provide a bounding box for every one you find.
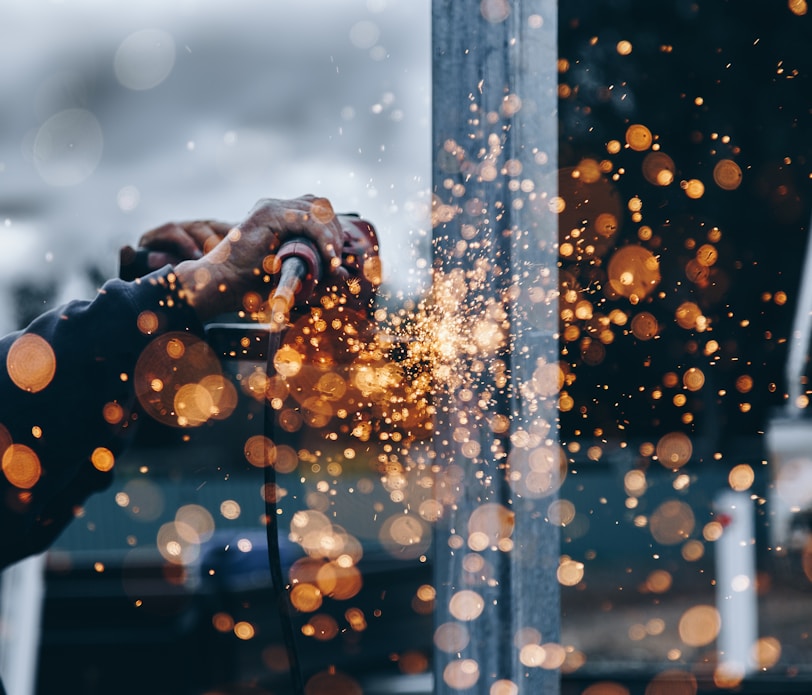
[0,0,431,332]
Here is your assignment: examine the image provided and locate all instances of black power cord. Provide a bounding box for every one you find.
[259,217,379,695]
[263,325,306,695]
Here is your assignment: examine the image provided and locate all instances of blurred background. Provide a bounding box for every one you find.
[0,0,432,332]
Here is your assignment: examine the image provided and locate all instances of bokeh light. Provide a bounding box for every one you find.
[7,334,56,393]
[678,604,721,647]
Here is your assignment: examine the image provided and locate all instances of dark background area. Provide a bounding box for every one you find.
[558,0,812,453]
[556,4,812,691]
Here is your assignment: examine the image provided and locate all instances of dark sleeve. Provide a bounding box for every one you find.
[0,267,205,569]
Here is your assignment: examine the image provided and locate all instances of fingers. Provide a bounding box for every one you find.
[137,220,230,271]
[237,195,344,270]
[180,220,232,253]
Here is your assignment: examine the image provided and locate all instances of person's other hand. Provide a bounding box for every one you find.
[172,195,344,321]
[136,219,232,271]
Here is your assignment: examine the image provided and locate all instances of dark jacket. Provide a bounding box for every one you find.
[0,268,204,571]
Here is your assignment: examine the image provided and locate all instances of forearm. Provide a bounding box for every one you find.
[0,267,204,567]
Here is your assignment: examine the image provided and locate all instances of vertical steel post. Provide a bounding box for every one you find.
[431,1,559,693]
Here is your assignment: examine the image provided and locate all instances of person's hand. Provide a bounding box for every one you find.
[171,195,345,321]
[135,219,232,271]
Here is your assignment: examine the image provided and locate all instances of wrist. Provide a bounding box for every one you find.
[174,258,235,322]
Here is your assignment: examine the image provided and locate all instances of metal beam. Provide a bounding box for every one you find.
[431,2,559,693]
